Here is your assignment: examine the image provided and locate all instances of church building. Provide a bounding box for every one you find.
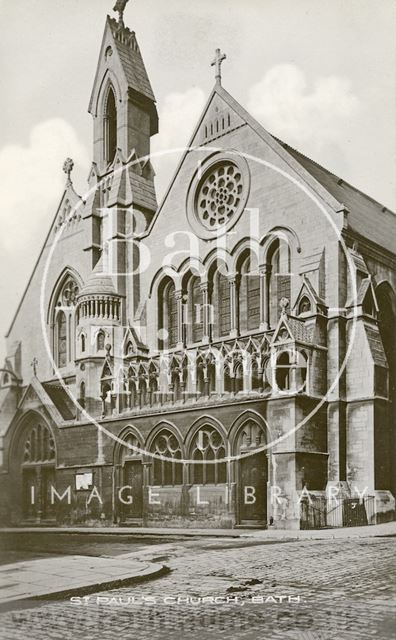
[0,6,395,529]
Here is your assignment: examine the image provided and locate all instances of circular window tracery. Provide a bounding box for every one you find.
[186,152,250,239]
[196,161,243,230]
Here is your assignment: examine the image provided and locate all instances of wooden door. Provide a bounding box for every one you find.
[239,452,267,522]
[122,460,143,520]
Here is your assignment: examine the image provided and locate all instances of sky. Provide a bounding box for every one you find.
[0,0,395,363]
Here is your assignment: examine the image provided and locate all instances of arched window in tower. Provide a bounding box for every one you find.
[158,278,178,349]
[97,330,106,352]
[105,87,117,164]
[57,311,67,368]
[239,253,260,332]
[268,238,291,328]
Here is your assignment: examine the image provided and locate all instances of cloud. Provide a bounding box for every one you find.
[0,119,89,361]
[247,64,360,153]
[0,118,89,252]
[151,87,206,198]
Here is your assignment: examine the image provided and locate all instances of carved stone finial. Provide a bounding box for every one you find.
[211,48,227,85]
[105,343,112,355]
[280,297,289,314]
[63,158,74,184]
[113,0,130,27]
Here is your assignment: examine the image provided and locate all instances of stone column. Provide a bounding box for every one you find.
[259,265,271,331]
[176,289,184,348]
[228,273,238,338]
[200,282,210,343]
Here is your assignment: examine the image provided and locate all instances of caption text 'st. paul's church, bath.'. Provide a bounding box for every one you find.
[0,4,395,530]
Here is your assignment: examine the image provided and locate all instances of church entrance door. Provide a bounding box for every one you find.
[238,451,267,524]
[122,460,143,520]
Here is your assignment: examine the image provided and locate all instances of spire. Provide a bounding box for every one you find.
[88,11,158,173]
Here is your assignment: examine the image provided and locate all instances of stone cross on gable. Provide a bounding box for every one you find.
[211,48,227,85]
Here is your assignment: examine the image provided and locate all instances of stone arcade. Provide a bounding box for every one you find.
[0,6,395,529]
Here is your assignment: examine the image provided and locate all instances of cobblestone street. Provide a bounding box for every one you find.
[0,535,395,639]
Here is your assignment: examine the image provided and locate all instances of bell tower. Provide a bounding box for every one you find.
[88,10,158,174]
[85,4,158,290]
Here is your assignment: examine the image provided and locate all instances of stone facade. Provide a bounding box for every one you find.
[0,13,395,529]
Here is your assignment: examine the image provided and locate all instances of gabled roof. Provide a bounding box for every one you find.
[272,314,314,345]
[347,276,379,311]
[293,275,326,311]
[144,83,347,236]
[145,82,396,257]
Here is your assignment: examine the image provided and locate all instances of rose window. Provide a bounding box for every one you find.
[195,161,243,229]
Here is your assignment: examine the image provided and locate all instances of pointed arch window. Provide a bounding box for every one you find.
[151,430,183,486]
[23,424,55,464]
[188,275,203,343]
[57,311,67,368]
[97,330,106,352]
[189,426,226,484]
[105,87,117,164]
[210,265,231,339]
[268,239,291,328]
[158,278,178,349]
[298,296,311,315]
[239,254,260,332]
[52,275,79,369]
[234,362,244,393]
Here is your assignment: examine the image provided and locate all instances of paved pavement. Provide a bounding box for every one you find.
[2,520,395,539]
[0,534,395,639]
[0,556,166,607]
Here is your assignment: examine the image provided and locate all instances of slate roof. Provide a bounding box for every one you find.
[43,383,76,421]
[108,17,156,103]
[365,325,388,367]
[276,140,396,255]
[130,170,157,211]
[285,317,315,344]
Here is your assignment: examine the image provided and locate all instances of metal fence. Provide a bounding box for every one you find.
[300,495,376,530]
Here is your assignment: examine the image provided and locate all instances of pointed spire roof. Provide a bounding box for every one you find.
[89,16,156,113]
